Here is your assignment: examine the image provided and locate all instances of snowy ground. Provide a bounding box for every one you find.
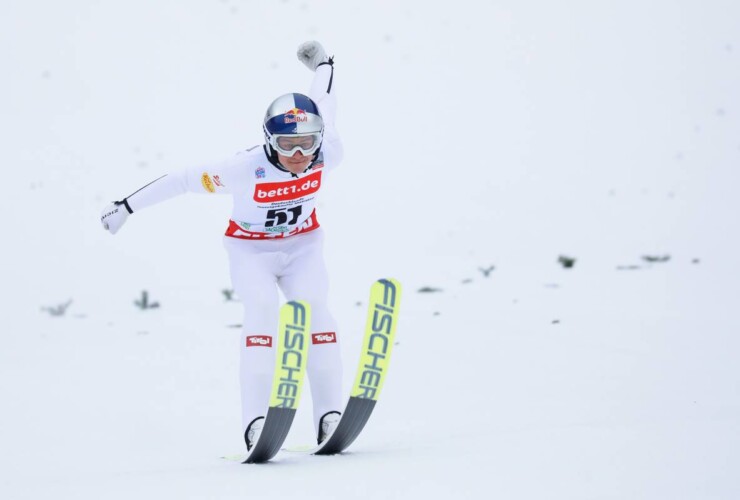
[2,1,740,499]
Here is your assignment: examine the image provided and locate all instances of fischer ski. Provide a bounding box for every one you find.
[313,278,402,455]
[242,300,311,464]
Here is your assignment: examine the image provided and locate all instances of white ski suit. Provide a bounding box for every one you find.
[115,63,342,439]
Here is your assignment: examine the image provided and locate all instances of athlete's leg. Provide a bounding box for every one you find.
[223,238,281,440]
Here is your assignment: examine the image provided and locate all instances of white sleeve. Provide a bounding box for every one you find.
[124,173,186,213]
[124,153,247,213]
[310,63,337,126]
[310,63,343,169]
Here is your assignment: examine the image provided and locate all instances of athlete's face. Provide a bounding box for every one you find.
[277,150,313,174]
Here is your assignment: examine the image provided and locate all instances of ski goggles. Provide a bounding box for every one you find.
[271,133,322,156]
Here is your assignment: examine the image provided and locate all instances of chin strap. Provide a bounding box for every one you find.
[263,145,290,173]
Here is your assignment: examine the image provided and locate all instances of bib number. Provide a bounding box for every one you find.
[266,206,302,227]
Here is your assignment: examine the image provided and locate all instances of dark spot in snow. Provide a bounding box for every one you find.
[558,255,576,269]
[617,265,641,271]
[642,254,670,263]
[478,266,495,277]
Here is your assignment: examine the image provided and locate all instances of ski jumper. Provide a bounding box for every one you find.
[121,64,343,437]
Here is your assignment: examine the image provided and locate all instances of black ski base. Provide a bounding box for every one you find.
[243,407,296,464]
[314,397,377,455]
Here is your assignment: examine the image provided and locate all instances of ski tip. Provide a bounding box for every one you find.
[377,277,400,285]
[376,278,402,295]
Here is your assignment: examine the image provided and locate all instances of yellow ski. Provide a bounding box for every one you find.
[314,278,401,455]
[243,300,311,463]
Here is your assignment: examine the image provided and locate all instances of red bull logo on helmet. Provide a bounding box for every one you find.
[283,107,308,124]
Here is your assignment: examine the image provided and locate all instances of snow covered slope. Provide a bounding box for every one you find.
[1,1,739,498]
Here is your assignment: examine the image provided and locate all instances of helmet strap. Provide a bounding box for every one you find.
[263,144,290,173]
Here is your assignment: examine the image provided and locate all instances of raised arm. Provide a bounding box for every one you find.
[297,41,342,167]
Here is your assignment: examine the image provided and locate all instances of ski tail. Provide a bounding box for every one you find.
[314,278,401,455]
[244,300,311,463]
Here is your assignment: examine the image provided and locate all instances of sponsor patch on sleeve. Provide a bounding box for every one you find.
[201,173,216,193]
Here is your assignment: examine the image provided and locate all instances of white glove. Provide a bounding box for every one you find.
[100,201,130,235]
[297,41,329,71]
